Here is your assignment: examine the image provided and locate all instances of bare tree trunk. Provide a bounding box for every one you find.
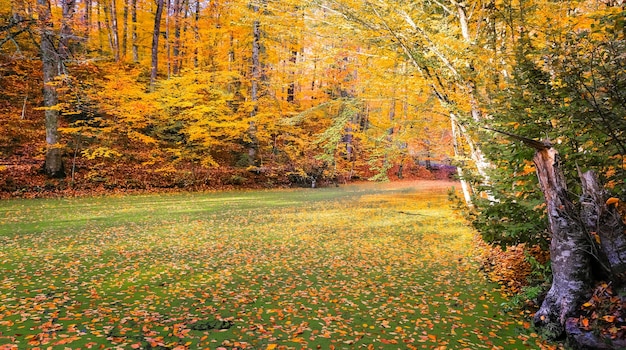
[172,0,181,75]
[286,48,297,103]
[39,0,67,178]
[96,0,103,53]
[131,0,138,62]
[150,0,164,88]
[109,0,120,61]
[84,0,91,41]
[165,0,171,78]
[121,0,128,59]
[248,2,262,166]
[532,146,593,339]
[193,0,199,68]
[451,117,473,206]
[486,129,626,347]
[579,171,626,282]
[102,1,114,55]
[59,0,75,64]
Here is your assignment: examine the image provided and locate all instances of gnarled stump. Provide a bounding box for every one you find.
[580,171,626,284]
[486,129,626,346]
[532,147,593,339]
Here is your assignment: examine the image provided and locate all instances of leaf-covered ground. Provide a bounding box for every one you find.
[0,181,558,349]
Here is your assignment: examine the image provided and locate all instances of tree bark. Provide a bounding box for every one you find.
[109,0,120,61]
[172,0,181,75]
[39,0,65,178]
[150,0,164,88]
[193,0,199,68]
[121,0,128,59]
[532,146,593,339]
[131,0,138,62]
[59,0,75,60]
[248,1,262,166]
[579,171,626,283]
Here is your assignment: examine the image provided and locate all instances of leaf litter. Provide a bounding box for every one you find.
[0,181,560,349]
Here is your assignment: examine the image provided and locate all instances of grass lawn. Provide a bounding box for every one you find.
[0,181,556,349]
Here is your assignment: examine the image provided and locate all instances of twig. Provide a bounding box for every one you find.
[482,126,552,151]
[397,211,429,216]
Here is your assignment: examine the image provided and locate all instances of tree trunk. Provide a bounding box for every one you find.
[109,0,120,61]
[287,48,297,103]
[121,0,128,59]
[84,0,91,40]
[532,146,593,339]
[150,0,164,88]
[131,0,138,62]
[172,0,181,75]
[450,117,473,206]
[486,129,626,346]
[579,171,626,283]
[39,0,65,178]
[193,0,199,68]
[248,2,262,166]
[59,0,75,60]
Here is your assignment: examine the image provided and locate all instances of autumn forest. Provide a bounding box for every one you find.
[1,0,626,348]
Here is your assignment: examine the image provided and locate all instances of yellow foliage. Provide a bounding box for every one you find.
[82,147,121,160]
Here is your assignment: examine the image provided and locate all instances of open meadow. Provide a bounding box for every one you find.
[0,181,556,349]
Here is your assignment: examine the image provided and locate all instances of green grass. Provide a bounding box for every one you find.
[0,181,552,349]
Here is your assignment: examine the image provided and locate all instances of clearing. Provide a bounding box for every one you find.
[0,181,555,349]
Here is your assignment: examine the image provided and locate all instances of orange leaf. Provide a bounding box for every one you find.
[606,197,620,206]
[602,315,616,323]
[581,317,590,328]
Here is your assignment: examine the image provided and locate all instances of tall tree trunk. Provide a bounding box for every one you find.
[286,48,297,103]
[248,2,262,166]
[131,0,138,62]
[109,0,120,61]
[102,1,114,56]
[59,0,75,64]
[39,0,65,178]
[84,0,91,41]
[121,0,128,59]
[172,0,181,75]
[451,117,473,206]
[193,0,199,68]
[165,0,171,77]
[150,0,164,88]
[96,0,103,53]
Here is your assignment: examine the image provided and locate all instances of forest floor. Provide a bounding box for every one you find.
[0,180,561,349]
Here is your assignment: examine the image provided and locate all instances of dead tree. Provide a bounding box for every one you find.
[488,128,626,346]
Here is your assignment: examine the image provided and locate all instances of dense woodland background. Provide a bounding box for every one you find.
[1,0,626,346]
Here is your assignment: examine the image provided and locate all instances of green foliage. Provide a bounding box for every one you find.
[503,285,546,313]
[313,99,363,164]
[475,11,626,247]
[472,196,548,248]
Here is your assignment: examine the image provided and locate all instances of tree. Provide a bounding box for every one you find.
[246,0,263,166]
[478,2,626,344]
[150,0,164,88]
[39,0,75,178]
